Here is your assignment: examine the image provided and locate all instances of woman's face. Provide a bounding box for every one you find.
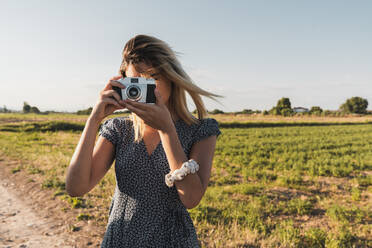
[124,63,172,105]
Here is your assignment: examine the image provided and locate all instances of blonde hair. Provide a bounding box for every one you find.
[119,34,221,142]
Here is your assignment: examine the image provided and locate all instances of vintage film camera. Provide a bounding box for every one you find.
[112,77,156,104]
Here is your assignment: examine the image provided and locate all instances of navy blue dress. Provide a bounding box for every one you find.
[98,116,221,247]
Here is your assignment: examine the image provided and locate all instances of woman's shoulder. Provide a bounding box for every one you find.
[185,117,219,128]
[198,117,219,126]
[178,117,221,143]
[101,115,131,127]
[99,115,132,146]
[195,117,220,133]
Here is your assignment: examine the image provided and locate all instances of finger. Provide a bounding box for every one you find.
[103,76,123,90]
[102,98,122,108]
[154,89,164,105]
[110,75,122,81]
[125,103,147,116]
[102,90,121,103]
[124,100,151,111]
[109,80,126,89]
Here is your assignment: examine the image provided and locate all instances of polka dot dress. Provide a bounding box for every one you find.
[98,116,221,248]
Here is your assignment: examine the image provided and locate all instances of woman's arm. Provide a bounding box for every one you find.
[66,117,102,196]
[159,124,217,209]
[66,76,125,196]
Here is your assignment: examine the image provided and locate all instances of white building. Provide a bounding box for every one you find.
[293,107,309,113]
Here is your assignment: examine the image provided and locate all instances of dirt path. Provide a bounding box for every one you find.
[0,181,73,247]
[0,157,104,248]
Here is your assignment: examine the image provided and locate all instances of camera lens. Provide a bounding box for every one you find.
[129,88,139,97]
[126,85,141,100]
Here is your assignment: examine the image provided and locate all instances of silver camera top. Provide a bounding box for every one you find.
[116,77,155,85]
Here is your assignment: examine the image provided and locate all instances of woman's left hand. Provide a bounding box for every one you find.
[121,89,174,132]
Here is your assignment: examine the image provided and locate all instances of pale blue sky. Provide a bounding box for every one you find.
[1,0,371,112]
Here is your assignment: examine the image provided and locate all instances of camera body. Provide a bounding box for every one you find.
[112,77,156,104]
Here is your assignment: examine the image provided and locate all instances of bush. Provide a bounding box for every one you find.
[23,102,41,114]
[322,110,333,116]
[209,109,224,114]
[339,96,368,114]
[310,106,323,115]
[23,102,31,113]
[269,107,280,115]
[241,109,253,114]
[277,97,292,110]
[30,106,40,114]
[281,108,293,117]
[0,105,11,113]
[76,107,93,115]
[269,97,294,116]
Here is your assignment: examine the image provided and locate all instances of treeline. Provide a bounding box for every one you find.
[207,96,370,116]
[0,102,94,115]
[1,96,369,116]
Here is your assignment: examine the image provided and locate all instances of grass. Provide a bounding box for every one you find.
[0,113,371,247]
[76,213,94,221]
[351,187,361,201]
[326,204,368,225]
[304,228,327,248]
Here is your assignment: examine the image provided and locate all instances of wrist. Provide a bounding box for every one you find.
[158,120,176,135]
[87,115,102,126]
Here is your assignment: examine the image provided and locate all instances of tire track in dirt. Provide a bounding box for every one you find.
[0,181,74,247]
[0,156,103,248]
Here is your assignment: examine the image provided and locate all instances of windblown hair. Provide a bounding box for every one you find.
[119,34,221,142]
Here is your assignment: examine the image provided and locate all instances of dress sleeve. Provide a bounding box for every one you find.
[193,118,221,144]
[98,117,124,146]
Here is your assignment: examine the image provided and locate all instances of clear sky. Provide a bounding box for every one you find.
[1,0,371,112]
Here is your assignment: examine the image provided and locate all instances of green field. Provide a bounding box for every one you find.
[0,113,371,247]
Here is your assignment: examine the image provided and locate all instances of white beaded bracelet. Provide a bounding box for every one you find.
[165,159,199,187]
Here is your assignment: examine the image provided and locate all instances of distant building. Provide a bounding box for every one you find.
[293,107,309,113]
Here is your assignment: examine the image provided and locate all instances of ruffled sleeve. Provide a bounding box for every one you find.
[98,117,126,146]
[192,118,221,144]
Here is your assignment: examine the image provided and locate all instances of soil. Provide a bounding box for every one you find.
[0,157,106,248]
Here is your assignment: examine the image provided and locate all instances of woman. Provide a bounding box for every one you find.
[66,34,221,247]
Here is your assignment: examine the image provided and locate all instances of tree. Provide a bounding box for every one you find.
[76,107,93,115]
[30,106,40,114]
[241,109,253,114]
[277,97,292,111]
[281,108,293,117]
[269,107,280,115]
[209,109,224,114]
[310,106,323,115]
[270,97,293,116]
[0,105,10,113]
[23,102,31,113]
[340,97,368,114]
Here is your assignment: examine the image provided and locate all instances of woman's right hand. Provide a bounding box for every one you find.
[89,75,126,123]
